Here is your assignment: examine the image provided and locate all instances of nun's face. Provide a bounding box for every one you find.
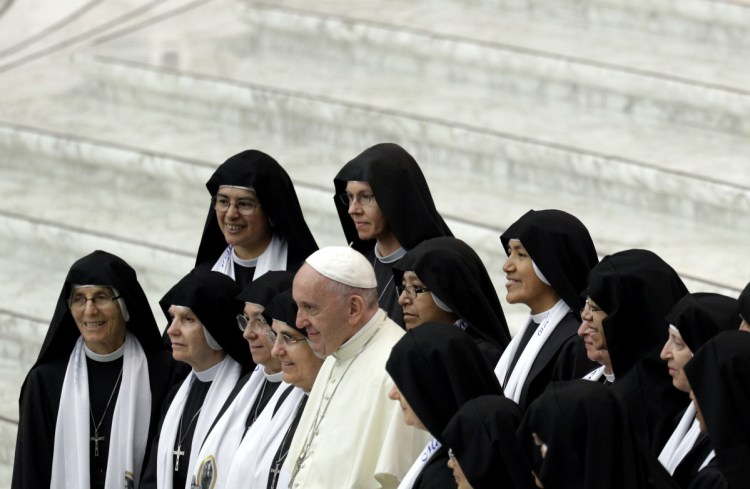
[69,285,127,355]
[660,327,692,393]
[398,271,457,329]
[344,181,393,244]
[270,320,323,391]
[215,187,272,260]
[167,305,225,371]
[388,384,427,431]
[502,240,559,314]
[242,303,280,373]
[578,298,609,366]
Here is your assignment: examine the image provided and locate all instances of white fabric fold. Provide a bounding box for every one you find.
[190,366,287,489]
[583,365,605,382]
[155,356,241,489]
[211,233,288,280]
[51,333,151,489]
[224,386,306,488]
[494,300,570,403]
[658,404,701,474]
[397,438,442,489]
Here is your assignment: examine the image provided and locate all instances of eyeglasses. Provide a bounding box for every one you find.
[338,192,375,207]
[584,299,604,314]
[237,313,269,333]
[213,195,262,216]
[266,329,309,347]
[396,285,431,299]
[68,293,121,311]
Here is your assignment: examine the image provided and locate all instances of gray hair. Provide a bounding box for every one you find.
[322,278,378,309]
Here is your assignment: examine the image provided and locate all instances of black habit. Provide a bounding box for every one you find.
[588,249,690,453]
[393,236,511,366]
[12,250,184,489]
[195,149,318,286]
[442,395,536,489]
[520,380,679,489]
[499,209,599,409]
[140,269,251,488]
[684,331,750,489]
[386,323,503,489]
[333,143,452,326]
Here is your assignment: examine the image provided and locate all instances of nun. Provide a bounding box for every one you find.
[188,272,297,489]
[385,323,504,488]
[222,289,324,489]
[519,381,679,489]
[11,250,184,489]
[333,143,452,327]
[577,293,615,384]
[586,249,690,453]
[194,149,318,288]
[657,293,739,482]
[683,331,750,489]
[140,269,252,489]
[442,395,536,489]
[494,209,598,409]
[738,282,750,332]
[392,236,511,366]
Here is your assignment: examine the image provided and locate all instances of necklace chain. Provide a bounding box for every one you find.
[252,379,268,423]
[89,366,123,457]
[174,405,203,472]
[269,397,306,488]
[372,256,395,303]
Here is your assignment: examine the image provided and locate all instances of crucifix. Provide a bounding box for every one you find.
[174,444,186,472]
[91,432,105,457]
[270,462,282,480]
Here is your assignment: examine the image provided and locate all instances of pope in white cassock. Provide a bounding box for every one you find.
[283,246,429,488]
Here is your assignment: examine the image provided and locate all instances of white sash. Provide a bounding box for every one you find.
[211,233,289,280]
[494,300,570,403]
[698,450,715,471]
[583,365,605,381]
[51,333,151,489]
[190,368,289,489]
[658,404,701,474]
[155,356,241,489]
[224,386,306,488]
[397,438,442,489]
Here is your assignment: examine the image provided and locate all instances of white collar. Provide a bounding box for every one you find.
[264,368,284,383]
[374,246,406,263]
[84,341,125,362]
[194,358,225,382]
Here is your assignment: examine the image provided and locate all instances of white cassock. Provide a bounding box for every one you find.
[284,310,430,489]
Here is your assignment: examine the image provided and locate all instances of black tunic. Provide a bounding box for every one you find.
[267,391,307,489]
[442,395,536,489]
[88,357,123,489]
[173,380,211,489]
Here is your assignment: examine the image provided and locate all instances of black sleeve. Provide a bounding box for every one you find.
[11,362,66,489]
